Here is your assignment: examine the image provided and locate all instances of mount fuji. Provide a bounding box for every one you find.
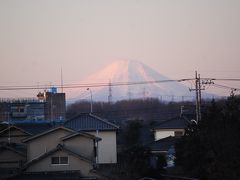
[67,60,209,102]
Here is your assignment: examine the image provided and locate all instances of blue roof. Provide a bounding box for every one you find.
[64,113,119,131]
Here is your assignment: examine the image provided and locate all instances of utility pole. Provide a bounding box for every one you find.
[190,71,204,123]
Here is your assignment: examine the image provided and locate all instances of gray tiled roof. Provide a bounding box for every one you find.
[154,115,190,129]
[16,123,53,135]
[64,113,119,131]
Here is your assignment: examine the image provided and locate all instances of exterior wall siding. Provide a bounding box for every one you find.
[26,151,93,177]
[89,131,117,164]
[63,136,94,161]
[27,129,71,161]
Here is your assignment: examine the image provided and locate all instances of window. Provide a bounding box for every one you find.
[174,131,183,137]
[51,156,68,165]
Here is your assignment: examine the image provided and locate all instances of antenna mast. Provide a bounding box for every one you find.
[61,67,63,93]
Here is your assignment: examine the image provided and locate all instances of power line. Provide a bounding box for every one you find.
[0,79,193,91]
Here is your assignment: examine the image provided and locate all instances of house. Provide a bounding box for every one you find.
[0,123,53,174]
[0,125,32,145]
[147,136,179,167]
[22,126,101,177]
[153,115,189,141]
[64,113,119,164]
[0,142,26,169]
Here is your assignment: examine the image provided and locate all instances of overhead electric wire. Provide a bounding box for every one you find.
[212,83,240,91]
[0,79,194,91]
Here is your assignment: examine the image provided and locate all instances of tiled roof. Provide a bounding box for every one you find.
[15,123,53,135]
[154,115,190,129]
[147,136,178,152]
[0,126,32,136]
[64,113,119,131]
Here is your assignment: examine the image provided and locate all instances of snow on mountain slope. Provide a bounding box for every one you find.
[67,60,207,102]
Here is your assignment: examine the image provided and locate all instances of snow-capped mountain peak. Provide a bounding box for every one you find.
[67,60,196,102]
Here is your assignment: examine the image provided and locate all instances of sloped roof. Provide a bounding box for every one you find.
[22,126,75,143]
[154,115,189,130]
[15,123,53,135]
[0,125,32,136]
[23,144,93,170]
[147,136,178,152]
[0,142,26,156]
[61,131,101,142]
[64,113,119,131]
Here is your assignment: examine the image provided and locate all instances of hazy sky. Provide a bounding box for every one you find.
[0,0,240,98]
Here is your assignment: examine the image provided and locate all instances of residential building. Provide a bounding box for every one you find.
[0,142,26,169]
[0,122,53,174]
[64,113,119,164]
[153,115,189,141]
[22,126,101,178]
[147,136,179,167]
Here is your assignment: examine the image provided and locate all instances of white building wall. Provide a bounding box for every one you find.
[154,129,185,141]
[154,130,175,141]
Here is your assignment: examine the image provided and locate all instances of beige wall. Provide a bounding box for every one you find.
[0,129,29,144]
[26,151,93,177]
[154,129,185,140]
[0,149,26,168]
[27,129,71,161]
[89,131,117,164]
[63,136,94,160]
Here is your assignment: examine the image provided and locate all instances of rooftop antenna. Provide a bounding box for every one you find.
[61,67,63,93]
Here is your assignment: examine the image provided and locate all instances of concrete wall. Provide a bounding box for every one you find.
[27,129,71,161]
[63,135,94,160]
[154,129,185,140]
[26,150,93,177]
[89,131,117,164]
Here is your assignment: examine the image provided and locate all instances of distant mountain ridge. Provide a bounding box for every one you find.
[67,60,211,102]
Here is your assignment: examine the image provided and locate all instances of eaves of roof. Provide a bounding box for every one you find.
[61,131,102,142]
[0,125,32,136]
[22,126,75,143]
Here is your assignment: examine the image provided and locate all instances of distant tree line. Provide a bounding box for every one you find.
[67,98,196,124]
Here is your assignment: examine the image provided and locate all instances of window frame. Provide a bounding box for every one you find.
[51,156,69,165]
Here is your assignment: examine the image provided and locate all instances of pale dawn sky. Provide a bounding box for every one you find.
[0,0,240,98]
